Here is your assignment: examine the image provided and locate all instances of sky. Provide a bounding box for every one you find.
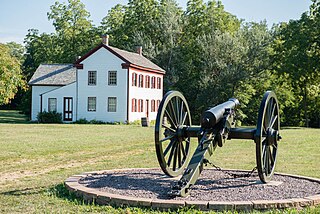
[0,0,311,44]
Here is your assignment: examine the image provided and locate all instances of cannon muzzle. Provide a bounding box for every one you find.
[201,98,239,129]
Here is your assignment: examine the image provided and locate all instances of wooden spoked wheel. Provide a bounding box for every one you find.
[155,91,192,177]
[255,91,280,183]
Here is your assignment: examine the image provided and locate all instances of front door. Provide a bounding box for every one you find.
[63,97,73,121]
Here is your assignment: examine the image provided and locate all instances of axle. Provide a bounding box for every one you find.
[180,126,256,140]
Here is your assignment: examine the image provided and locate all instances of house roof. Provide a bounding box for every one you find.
[75,44,166,74]
[28,64,76,86]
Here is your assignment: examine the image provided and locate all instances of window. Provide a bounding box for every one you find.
[138,74,144,87]
[151,99,155,112]
[157,77,161,89]
[132,98,137,112]
[88,97,96,111]
[88,71,97,85]
[108,71,117,85]
[48,98,57,112]
[138,99,143,112]
[145,75,150,88]
[151,76,156,89]
[108,97,117,112]
[132,73,137,86]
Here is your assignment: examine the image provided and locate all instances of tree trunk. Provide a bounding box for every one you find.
[303,83,309,127]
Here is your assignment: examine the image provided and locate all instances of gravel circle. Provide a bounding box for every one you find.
[79,168,320,202]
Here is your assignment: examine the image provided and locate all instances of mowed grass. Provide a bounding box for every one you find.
[0,110,319,213]
[0,110,29,123]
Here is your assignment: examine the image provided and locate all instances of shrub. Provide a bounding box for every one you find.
[73,118,89,124]
[89,119,106,124]
[37,111,62,123]
[129,120,141,125]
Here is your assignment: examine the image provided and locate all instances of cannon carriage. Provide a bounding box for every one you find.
[154,90,281,197]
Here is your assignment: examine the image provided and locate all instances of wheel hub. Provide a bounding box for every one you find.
[176,126,185,142]
[266,128,278,146]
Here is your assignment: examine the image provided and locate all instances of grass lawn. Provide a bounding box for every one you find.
[0,110,29,123]
[0,110,319,213]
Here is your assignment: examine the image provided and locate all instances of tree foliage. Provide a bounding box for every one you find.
[23,0,101,81]
[271,0,320,127]
[0,44,26,105]
[4,0,318,127]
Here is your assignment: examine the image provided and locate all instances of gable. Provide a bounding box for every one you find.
[74,44,165,74]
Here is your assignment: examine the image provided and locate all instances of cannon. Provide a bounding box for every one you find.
[154,91,281,197]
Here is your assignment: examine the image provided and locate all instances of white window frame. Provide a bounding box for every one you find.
[108,97,117,112]
[88,97,96,112]
[88,71,97,86]
[108,71,117,86]
[48,98,57,112]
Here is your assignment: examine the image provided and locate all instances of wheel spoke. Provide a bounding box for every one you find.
[272,143,278,150]
[263,142,269,172]
[263,126,267,135]
[162,123,176,133]
[262,144,267,163]
[159,134,175,143]
[167,142,176,167]
[182,111,188,126]
[268,102,276,127]
[265,146,270,174]
[177,143,182,168]
[172,143,178,171]
[269,115,278,129]
[169,100,178,126]
[269,147,274,166]
[179,101,184,125]
[165,109,177,129]
[163,140,174,157]
[175,97,181,125]
[181,140,187,159]
[266,99,273,129]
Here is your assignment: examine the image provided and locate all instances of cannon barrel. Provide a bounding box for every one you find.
[201,98,239,128]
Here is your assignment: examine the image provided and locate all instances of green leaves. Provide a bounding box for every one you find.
[271,0,320,127]
[0,44,26,105]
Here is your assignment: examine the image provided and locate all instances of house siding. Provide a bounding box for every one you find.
[41,82,76,122]
[128,67,163,122]
[77,47,128,122]
[31,86,60,121]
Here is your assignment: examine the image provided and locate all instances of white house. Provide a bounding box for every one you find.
[28,37,165,123]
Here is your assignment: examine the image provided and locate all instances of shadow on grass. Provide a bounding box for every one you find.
[47,183,85,203]
[0,110,29,124]
[281,127,302,130]
[1,184,81,202]
[1,187,45,196]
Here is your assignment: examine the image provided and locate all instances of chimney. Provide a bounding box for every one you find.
[136,46,142,55]
[102,34,109,46]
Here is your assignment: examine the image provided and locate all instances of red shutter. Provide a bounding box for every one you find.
[132,73,134,86]
[141,75,144,87]
[141,99,144,112]
[132,99,134,112]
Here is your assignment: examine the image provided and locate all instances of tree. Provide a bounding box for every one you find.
[271,1,320,127]
[100,4,126,47]
[47,0,100,62]
[0,44,26,105]
[5,42,25,64]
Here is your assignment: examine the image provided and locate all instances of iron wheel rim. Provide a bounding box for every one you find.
[255,91,280,183]
[155,91,192,177]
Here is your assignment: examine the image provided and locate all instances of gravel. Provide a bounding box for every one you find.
[79,168,320,201]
